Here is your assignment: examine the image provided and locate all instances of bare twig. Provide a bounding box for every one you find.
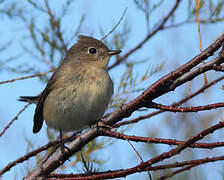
[149,102,224,112]
[164,19,224,29]
[101,8,127,41]
[99,129,224,149]
[158,164,197,180]
[0,103,31,137]
[157,155,224,180]
[152,155,224,172]
[0,69,55,85]
[0,133,77,175]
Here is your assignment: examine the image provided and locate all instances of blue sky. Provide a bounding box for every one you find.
[1,0,224,179]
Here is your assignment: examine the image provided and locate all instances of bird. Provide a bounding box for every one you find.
[19,35,121,135]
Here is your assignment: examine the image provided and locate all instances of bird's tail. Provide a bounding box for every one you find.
[18,96,39,104]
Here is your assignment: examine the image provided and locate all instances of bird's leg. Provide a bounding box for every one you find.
[60,130,70,156]
[40,131,70,165]
[95,113,112,128]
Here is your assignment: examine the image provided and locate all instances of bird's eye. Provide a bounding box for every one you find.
[88,48,97,54]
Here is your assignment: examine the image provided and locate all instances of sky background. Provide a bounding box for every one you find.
[0,0,224,179]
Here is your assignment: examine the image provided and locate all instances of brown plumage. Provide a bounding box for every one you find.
[20,35,121,133]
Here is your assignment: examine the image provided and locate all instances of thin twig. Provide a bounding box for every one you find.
[149,102,224,112]
[100,129,224,149]
[0,103,31,137]
[164,18,224,29]
[0,133,77,175]
[101,7,127,41]
[0,69,55,85]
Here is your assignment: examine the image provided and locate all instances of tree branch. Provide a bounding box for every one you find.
[115,75,224,127]
[0,69,55,85]
[0,103,31,137]
[47,155,224,179]
[99,129,224,149]
[46,121,224,179]
[149,102,224,112]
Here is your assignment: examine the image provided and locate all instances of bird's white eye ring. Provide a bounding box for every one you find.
[88,48,97,54]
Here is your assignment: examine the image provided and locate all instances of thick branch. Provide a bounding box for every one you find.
[170,56,224,89]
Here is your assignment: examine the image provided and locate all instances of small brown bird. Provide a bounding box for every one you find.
[20,35,121,134]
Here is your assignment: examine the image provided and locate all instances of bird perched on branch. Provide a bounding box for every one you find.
[20,35,121,137]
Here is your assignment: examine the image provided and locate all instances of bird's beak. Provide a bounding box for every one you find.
[107,50,121,56]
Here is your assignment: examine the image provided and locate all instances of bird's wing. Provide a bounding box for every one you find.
[33,71,58,133]
[33,61,84,133]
